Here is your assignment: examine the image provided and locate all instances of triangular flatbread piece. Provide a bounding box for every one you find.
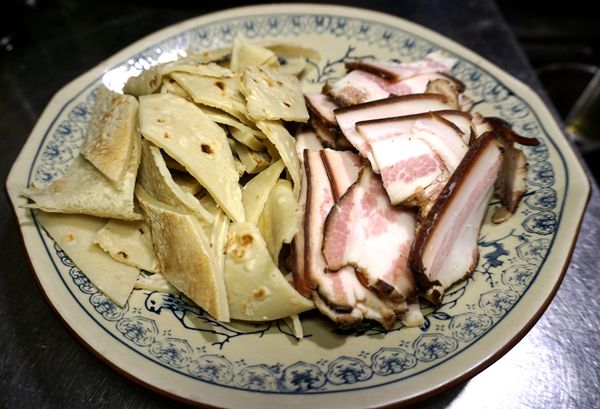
[224,222,314,321]
[36,211,139,307]
[135,185,230,322]
[21,132,142,221]
[80,86,138,189]
[242,65,309,122]
[93,218,160,273]
[139,93,244,223]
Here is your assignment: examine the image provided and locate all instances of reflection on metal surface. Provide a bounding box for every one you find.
[566,69,600,147]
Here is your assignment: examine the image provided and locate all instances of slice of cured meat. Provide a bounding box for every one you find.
[322,165,418,303]
[343,51,457,82]
[408,131,504,305]
[320,149,362,202]
[324,69,464,107]
[292,149,398,330]
[334,94,452,170]
[355,112,469,208]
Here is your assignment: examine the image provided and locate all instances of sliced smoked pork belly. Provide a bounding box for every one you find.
[299,149,332,296]
[334,93,453,171]
[481,117,540,223]
[291,154,310,296]
[323,70,466,107]
[322,165,418,304]
[343,50,457,83]
[304,92,340,129]
[355,112,469,208]
[292,149,398,330]
[320,149,362,202]
[323,70,405,106]
[293,125,323,162]
[408,131,504,305]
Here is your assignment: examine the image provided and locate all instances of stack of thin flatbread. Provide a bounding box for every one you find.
[22,38,320,334]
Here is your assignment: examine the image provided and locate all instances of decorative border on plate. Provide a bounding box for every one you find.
[28,12,562,394]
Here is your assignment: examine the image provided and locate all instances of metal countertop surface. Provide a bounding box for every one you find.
[1,0,598,408]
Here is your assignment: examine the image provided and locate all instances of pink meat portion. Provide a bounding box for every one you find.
[355,113,469,207]
[293,149,399,330]
[322,166,418,302]
[333,94,452,170]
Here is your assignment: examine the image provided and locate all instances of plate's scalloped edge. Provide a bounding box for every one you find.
[4,4,593,409]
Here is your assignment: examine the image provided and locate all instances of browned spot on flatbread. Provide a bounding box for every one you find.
[229,233,253,261]
[118,251,129,260]
[201,144,213,154]
[157,118,165,123]
[214,80,226,91]
[252,287,267,300]
[163,132,170,139]
[65,234,75,242]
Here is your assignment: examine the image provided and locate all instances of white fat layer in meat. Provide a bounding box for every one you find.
[422,140,503,287]
[291,160,309,296]
[334,96,451,171]
[411,119,468,173]
[304,92,339,126]
[322,166,418,302]
[399,298,425,327]
[294,129,323,162]
[320,149,361,201]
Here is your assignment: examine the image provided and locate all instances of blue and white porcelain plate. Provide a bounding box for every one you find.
[6,4,590,408]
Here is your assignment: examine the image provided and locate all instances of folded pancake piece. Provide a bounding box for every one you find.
[21,131,142,221]
[35,211,139,307]
[257,179,301,264]
[159,60,237,78]
[139,93,244,223]
[137,138,215,225]
[229,37,280,74]
[80,86,139,190]
[93,218,160,273]
[224,222,314,321]
[241,159,285,225]
[135,185,230,322]
[255,120,302,198]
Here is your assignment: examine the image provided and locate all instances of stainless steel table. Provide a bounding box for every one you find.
[1,1,598,408]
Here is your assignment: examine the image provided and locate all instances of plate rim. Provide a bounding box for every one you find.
[5,3,592,408]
